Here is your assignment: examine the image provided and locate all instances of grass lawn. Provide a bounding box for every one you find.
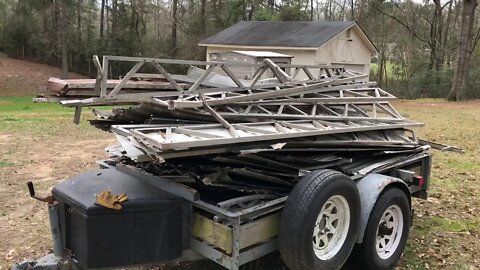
[0,97,479,270]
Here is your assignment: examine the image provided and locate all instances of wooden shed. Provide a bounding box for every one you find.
[209,50,293,80]
[199,21,377,79]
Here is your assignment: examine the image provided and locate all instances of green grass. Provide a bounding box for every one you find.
[0,96,94,134]
[0,96,72,112]
[403,214,480,270]
[402,245,429,270]
[416,216,480,234]
[0,160,15,167]
[445,159,480,171]
[390,100,480,270]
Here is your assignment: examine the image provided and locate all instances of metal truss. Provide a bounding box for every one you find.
[167,74,369,109]
[180,88,403,122]
[112,119,422,152]
[53,56,425,165]
[61,55,371,124]
[85,86,403,129]
[207,102,403,121]
[96,55,352,98]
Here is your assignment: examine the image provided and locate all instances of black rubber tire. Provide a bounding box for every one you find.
[279,169,360,270]
[350,187,411,270]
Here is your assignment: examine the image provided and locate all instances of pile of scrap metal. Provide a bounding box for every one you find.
[50,55,430,195]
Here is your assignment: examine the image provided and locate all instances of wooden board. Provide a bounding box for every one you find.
[239,212,280,249]
[192,212,280,255]
[192,214,233,254]
[46,77,190,94]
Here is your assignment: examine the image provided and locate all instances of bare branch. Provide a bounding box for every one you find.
[374,5,429,43]
[471,24,480,53]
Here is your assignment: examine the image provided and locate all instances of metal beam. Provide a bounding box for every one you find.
[107,61,145,97]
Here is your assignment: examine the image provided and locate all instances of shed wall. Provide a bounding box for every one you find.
[206,47,316,80]
[209,52,257,79]
[315,29,372,74]
[205,38,372,79]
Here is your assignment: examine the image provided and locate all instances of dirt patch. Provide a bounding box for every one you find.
[0,126,114,269]
[0,57,88,96]
[0,134,12,144]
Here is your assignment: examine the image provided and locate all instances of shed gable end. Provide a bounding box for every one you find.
[315,28,373,65]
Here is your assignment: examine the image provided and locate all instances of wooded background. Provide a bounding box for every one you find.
[0,0,479,100]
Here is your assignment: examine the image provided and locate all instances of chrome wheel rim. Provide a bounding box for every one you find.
[312,195,351,260]
[376,205,403,260]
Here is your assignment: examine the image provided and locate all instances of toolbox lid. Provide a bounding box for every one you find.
[53,168,184,215]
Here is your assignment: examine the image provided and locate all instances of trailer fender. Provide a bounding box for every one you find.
[355,173,411,243]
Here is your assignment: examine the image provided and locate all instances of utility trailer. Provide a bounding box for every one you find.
[18,151,431,270]
[16,55,454,270]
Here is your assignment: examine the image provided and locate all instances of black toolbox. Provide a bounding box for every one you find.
[52,168,187,269]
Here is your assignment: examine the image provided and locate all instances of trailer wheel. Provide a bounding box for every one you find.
[279,170,360,270]
[351,187,410,270]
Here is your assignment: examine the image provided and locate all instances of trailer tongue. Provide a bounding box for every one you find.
[16,56,446,270]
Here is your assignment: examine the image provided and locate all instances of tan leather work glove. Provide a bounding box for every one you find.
[95,189,128,210]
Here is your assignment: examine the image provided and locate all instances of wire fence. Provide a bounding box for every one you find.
[383,81,480,99]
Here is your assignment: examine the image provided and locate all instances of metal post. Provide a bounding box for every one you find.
[100,56,109,97]
[48,204,64,257]
[73,105,82,125]
[93,55,103,96]
[231,217,241,270]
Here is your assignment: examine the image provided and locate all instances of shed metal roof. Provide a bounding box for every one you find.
[200,21,362,48]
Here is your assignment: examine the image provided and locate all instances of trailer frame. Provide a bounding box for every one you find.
[97,151,431,270]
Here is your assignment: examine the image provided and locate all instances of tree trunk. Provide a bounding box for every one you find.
[112,0,117,39]
[211,0,216,23]
[77,0,82,47]
[155,0,161,50]
[57,0,68,79]
[200,0,206,34]
[100,0,105,39]
[310,0,314,21]
[171,0,178,57]
[350,0,354,20]
[248,0,256,21]
[130,0,136,32]
[441,0,454,65]
[268,0,275,14]
[378,55,385,88]
[105,0,109,38]
[434,0,443,71]
[447,0,478,101]
[428,0,442,71]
